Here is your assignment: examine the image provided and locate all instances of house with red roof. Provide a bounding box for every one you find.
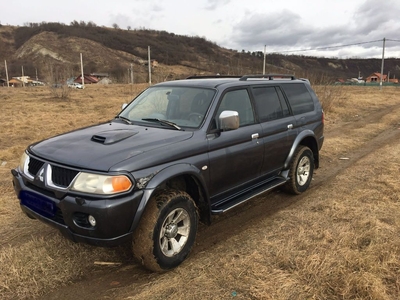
[365,72,387,83]
[74,74,99,84]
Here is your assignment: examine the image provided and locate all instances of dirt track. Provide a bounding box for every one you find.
[38,90,400,299]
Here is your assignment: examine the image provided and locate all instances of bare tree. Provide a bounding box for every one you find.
[112,23,120,29]
[43,61,71,100]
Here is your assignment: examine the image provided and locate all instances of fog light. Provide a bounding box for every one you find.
[88,215,96,227]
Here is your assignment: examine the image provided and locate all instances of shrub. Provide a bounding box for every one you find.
[49,85,71,100]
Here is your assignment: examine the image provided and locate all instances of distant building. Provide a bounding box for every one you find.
[365,72,387,83]
[8,78,24,87]
[75,74,99,84]
[74,73,111,84]
[6,76,45,87]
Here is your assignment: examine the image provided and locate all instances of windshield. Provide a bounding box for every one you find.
[119,86,215,129]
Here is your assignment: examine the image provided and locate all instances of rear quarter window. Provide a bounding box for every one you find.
[281,83,315,115]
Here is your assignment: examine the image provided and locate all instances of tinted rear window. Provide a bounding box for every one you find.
[252,86,289,122]
[281,83,314,115]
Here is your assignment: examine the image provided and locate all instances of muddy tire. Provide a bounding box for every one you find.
[284,145,314,195]
[132,189,198,272]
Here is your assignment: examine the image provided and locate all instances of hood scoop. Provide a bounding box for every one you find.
[91,129,138,145]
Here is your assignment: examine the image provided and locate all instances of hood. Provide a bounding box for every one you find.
[29,121,193,171]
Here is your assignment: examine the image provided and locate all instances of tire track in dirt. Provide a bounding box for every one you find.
[41,105,400,300]
[325,102,400,139]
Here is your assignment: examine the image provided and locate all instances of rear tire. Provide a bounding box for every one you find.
[132,189,198,272]
[284,146,314,195]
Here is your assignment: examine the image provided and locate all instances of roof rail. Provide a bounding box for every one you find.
[239,74,296,81]
[186,75,242,79]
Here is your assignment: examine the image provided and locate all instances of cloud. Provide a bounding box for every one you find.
[229,0,400,56]
[151,4,164,12]
[231,10,313,49]
[108,3,166,30]
[204,0,231,10]
[351,0,400,41]
[109,13,134,29]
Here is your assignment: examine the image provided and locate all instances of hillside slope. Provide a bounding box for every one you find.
[0,24,399,83]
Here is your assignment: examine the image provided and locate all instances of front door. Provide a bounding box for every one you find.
[207,88,264,201]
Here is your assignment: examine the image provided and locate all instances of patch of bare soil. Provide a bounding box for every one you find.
[1,85,400,299]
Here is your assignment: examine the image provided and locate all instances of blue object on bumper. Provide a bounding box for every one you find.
[12,169,144,247]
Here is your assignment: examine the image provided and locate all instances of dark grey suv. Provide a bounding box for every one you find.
[11,74,324,271]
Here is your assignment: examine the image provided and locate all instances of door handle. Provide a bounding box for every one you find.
[287,124,293,130]
[251,133,259,139]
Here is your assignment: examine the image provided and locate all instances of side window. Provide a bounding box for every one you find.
[217,89,255,127]
[252,86,289,122]
[281,83,315,115]
[276,87,291,118]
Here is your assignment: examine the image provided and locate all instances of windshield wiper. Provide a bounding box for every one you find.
[141,118,183,131]
[115,116,132,125]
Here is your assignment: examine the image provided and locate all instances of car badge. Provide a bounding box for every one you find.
[37,167,45,182]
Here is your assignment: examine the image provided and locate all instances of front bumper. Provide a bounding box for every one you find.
[11,169,144,247]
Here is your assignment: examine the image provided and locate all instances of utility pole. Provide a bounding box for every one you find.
[21,65,25,87]
[380,37,386,90]
[4,60,9,87]
[263,45,266,75]
[80,53,85,88]
[148,46,152,85]
[130,63,134,85]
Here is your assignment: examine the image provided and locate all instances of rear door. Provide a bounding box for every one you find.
[251,85,297,176]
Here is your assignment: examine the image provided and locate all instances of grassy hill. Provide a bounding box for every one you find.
[0,22,399,84]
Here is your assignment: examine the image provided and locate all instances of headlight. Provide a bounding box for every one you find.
[19,152,29,174]
[71,172,133,195]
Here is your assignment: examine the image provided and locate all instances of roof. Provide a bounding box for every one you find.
[9,78,22,83]
[76,74,99,83]
[90,73,109,77]
[367,72,387,80]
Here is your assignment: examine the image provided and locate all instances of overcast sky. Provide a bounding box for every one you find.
[2,0,400,58]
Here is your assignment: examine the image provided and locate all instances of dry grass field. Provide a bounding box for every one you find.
[0,84,399,299]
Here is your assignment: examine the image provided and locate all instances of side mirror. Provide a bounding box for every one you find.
[121,103,128,110]
[219,110,239,131]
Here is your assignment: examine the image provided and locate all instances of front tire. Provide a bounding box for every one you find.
[284,145,314,195]
[132,190,198,272]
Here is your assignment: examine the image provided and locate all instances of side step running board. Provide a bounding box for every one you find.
[211,177,287,214]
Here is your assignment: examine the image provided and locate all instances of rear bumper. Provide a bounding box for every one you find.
[12,169,144,247]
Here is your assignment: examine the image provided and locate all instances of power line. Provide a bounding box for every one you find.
[274,39,384,54]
